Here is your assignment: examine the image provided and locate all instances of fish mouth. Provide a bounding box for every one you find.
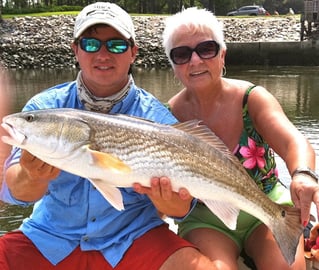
[1,122,26,146]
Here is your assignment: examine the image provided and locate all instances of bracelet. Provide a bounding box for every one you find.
[291,167,319,183]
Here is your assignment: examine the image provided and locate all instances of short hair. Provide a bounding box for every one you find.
[162,7,226,66]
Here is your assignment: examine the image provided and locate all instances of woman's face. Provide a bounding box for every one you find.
[170,26,226,90]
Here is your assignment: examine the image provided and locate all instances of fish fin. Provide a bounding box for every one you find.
[88,178,125,211]
[173,121,236,160]
[202,199,240,230]
[270,205,303,265]
[88,148,131,173]
[173,120,251,177]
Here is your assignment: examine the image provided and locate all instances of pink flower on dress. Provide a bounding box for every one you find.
[239,137,266,169]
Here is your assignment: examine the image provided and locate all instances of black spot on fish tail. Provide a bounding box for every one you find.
[271,206,303,266]
[281,210,285,217]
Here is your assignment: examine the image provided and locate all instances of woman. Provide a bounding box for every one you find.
[162,7,318,270]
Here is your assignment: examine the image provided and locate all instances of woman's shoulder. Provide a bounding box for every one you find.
[224,78,255,90]
[225,78,271,99]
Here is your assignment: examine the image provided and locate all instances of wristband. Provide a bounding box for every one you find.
[291,167,319,183]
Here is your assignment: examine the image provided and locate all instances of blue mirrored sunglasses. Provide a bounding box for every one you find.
[79,38,131,54]
[170,40,220,65]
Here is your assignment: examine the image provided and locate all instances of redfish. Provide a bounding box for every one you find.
[1,108,303,265]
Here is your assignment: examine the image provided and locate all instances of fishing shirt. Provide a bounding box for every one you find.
[0,79,178,267]
[233,85,278,194]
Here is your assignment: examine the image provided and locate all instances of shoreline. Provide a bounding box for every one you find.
[0,15,307,69]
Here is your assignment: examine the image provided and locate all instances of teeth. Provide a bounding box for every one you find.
[97,66,110,70]
[191,71,205,76]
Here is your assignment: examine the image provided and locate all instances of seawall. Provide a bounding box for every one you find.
[226,41,319,66]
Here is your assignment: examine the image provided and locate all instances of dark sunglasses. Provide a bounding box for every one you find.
[79,38,131,54]
[170,40,220,65]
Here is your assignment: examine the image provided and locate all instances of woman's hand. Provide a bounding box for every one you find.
[290,173,319,226]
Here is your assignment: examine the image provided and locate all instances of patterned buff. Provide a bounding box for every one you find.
[76,71,132,113]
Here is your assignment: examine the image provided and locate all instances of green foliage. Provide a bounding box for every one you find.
[0,0,305,16]
[2,5,82,14]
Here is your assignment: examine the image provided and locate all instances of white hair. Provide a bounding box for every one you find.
[162,7,226,66]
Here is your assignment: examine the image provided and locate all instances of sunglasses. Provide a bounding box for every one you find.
[170,40,220,65]
[79,38,131,54]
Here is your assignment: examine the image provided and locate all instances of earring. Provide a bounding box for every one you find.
[222,66,227,77]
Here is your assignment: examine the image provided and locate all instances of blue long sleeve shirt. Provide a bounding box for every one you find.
[0,80,178,267]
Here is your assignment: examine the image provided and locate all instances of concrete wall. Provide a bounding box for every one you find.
[226,41,319,66]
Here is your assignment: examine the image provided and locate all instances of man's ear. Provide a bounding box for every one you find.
[71,42,79,61]
[130,44,138,63]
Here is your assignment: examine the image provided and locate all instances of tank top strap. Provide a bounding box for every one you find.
[242,85,257,109]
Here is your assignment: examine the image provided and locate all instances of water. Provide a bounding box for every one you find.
[1,65,319,234]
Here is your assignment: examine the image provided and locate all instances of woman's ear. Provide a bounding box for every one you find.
[220,48,226,62]
[219,48,226,71]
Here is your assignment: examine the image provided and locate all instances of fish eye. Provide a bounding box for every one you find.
[25,114,35,122]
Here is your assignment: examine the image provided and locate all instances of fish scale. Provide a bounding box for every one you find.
[1,108,304,265]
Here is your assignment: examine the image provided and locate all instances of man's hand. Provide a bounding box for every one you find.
[5,150,60,202]
[20,150,60,181]
[133,176,193,218]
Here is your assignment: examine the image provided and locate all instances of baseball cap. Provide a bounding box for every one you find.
[73,2,135,42]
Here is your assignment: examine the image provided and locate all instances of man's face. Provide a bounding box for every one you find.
[72,25,137,97]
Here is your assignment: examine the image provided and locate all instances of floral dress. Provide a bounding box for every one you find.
[233,85,278,194]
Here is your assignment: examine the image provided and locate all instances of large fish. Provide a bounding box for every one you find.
[1,108,303,265]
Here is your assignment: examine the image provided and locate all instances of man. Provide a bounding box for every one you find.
[0,2,213,270]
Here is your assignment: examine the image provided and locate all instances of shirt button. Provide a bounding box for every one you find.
[91,217,96,222]
[83,236,89,242]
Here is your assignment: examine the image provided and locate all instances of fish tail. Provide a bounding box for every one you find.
[271,205,303,265]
